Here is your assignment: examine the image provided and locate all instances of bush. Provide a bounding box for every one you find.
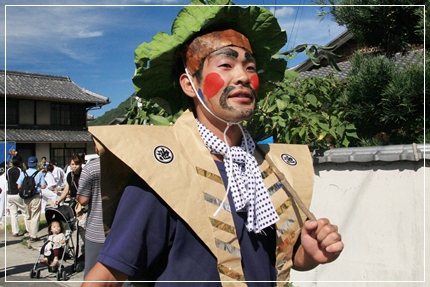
[344,51,427,145]
[246,71,358,150]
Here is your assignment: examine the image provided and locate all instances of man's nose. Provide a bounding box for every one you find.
[233,65,251,86]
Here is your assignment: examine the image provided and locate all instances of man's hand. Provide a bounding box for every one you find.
[293,218,344,271]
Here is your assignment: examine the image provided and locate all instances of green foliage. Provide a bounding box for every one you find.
[313,0,426,55]
[343,51,427,145]
[88,96,134,126]
[245,72,358,149]
[414,4,430,50]
[124,97,183,126]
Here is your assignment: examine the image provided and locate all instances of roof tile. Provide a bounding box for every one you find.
[0,70,109,105]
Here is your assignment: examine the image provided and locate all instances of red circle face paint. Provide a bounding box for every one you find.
[250,74,259,94]
[203,72,225,98]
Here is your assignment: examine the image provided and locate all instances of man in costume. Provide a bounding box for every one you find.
[84,1,343,286]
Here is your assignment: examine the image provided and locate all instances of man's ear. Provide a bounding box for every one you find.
[180,73,197,98]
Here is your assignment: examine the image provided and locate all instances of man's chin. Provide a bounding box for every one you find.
[230,109,255,122]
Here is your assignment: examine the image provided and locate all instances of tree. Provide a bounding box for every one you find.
[314,0,426,55]
[343,51,427,145]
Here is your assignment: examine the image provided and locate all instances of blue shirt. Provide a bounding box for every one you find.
[17,167,46,194]
[98,161,276,286]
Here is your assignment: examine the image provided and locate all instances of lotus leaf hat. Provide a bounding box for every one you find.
[132,0,287,115]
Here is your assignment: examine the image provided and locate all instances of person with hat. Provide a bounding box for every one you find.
[85,0,343,285]
[17,156,46,242]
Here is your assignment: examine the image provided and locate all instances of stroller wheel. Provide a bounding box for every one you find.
[76,262,84,273]
[29,269,36,278]
[62,270,67,281]
[30,269,40,278]
[56,271,61,281]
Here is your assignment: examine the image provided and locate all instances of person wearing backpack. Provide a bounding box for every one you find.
[6,155,28,237]
[17,156,46,242]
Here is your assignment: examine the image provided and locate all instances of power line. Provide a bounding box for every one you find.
[291,4,304,49]
[288,0,302,50]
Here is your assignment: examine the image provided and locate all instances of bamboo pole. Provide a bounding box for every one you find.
[257,146,317,221]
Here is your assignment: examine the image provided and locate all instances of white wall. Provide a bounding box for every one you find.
[35,144,50,162]
[290,160,428,287]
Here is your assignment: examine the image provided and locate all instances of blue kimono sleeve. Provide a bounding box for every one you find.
[97,174,175,279]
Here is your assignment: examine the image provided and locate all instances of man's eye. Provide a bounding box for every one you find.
[220,63,231,68]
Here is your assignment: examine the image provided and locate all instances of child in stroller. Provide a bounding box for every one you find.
[30,205,80,281]
[40,220,66,267]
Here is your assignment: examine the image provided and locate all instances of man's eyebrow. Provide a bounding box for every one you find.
[212,48,239,58]
[209,48,256,64]
[244,51,256,63]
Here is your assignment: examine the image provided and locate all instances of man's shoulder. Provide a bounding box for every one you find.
[25,168,38,175]
[84,157,100,169]
[7,167,20,176]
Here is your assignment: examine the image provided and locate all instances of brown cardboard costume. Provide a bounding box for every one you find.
[90,110,313,285]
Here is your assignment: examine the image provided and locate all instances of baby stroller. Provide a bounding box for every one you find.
[30,205,81,281]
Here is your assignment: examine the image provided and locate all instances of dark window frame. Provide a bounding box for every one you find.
[50,103,71,126]
[1,98,19,125]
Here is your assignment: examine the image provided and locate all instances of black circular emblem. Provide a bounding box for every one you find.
[281,154,297,166]
[154,145,174,164]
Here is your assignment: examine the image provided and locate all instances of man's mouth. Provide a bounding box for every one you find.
[228,90,253,100]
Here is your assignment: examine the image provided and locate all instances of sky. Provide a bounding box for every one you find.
[1,0,346,119]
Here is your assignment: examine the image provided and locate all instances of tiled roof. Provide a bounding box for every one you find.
[313,143,429,164]
[297,61,352,81]
[295,49,424,81]
[0,70,110,105]
[2,128,93,143]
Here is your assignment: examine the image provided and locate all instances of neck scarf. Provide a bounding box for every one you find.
[196,119,279,234]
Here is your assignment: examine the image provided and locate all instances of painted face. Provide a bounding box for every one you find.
[197,46,259,123]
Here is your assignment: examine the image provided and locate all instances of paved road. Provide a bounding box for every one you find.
[1,216,83,287]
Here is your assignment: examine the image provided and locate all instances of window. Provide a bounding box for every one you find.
[51,103,71,126]
[52,147,86,168]
[0,99,19,125]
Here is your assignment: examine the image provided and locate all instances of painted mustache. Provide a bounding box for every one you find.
[219,85,256,109]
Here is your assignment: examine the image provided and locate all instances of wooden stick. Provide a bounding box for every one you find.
[258,146,317,221]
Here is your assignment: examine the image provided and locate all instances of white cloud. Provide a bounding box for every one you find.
[77,30,104,38]
[271,6,295,18]
[3,6,116,63]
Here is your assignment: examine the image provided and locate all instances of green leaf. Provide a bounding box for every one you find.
[306,94,318,107]
[267,104,277,113]
[317,122,330,131]
[299,127,306,137]
[276,99,287,110]
[342,137,350,147]
[329,127,337,138]
[149,114,171,126]
[346,131,360,138]
[336,125,345,137]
